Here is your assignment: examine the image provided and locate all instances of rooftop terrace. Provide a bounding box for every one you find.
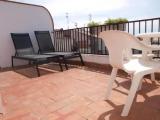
[0,1,160,120]
[0,64,159,120]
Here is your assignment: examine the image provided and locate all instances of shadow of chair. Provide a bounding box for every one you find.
[98,95,160,120]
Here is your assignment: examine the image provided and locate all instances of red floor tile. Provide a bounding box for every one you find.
[0,66,159,120]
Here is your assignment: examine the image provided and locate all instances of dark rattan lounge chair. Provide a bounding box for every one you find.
[34,31,84,70]
[11,33,63,76]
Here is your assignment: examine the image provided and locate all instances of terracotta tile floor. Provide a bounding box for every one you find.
[0,64,160,120]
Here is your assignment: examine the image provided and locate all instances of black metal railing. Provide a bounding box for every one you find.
[53,17,160,55]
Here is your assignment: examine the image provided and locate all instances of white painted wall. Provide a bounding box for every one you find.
[71,54,110,65]
[82,54,109,64]
[0,1,54,68]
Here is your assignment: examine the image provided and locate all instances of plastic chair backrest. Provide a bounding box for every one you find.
[99,30,144,69]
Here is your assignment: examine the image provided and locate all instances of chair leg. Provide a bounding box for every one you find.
[57,57,63,72]
[151,73,155,81]
[35,62,40,77]
[0,94,4,114]
[62,56,68,70]
[79,53,85,66]
[28,61,31,65]
[121,74,142,116]
[138,78,143,91]
[106,67,118,99]
[11,56,14,69]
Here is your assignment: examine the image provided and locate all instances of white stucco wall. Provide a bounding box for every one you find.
[0,1,54,68]
[71,54,110,65]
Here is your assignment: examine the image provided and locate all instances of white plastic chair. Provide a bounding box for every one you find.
[132,33,155,59]
[136,32,160,59]
[99,30,160,116]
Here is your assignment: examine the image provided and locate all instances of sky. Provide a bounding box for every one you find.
[11,0,160,29]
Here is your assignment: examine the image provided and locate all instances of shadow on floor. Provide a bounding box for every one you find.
[13,63,70,78]
[80,65,131,80]
[98,95,160,120]
[13,62,81,78]
[97,79,160,120]
[113,78,160,96]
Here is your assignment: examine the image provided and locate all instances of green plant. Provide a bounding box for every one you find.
[104,18,128,25]
[87,21,100,27]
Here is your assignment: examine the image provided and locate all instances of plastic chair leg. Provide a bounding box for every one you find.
[138,78,143,91]
[121,74,142,116]
[151,73,155,81]
[0,95,4,114]
[106,67,118,99]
